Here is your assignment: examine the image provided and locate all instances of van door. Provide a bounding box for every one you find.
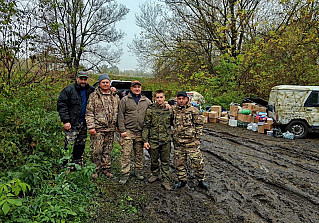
[304,91,319,129]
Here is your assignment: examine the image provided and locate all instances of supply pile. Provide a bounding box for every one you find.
[202,103,293,138]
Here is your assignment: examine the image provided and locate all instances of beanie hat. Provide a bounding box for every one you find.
[98,74,110,83]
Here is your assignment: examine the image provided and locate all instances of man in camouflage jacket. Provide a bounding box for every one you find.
[142,90,173,190]
[173,91,209,190]
[85,74,120,178]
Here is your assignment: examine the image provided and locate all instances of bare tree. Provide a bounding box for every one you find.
[34,0,129,74]
[0,0,49,87]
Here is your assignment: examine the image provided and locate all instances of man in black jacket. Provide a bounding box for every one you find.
[57,71,95,168]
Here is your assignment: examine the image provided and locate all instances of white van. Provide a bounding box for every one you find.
[268,85,319,138]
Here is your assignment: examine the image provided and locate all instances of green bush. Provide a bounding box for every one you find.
[0,78,95,222]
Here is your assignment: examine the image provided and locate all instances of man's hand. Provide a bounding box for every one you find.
[121,132,128,137]
[144,142,150,150]
[165,103,171,110]
[196,140,201,145]
[111,86,117,93]
[63,122,71,130]
[89,128,96,135]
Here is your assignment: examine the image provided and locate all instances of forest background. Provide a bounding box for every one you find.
[0,0,318,222]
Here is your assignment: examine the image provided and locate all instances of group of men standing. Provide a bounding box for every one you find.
[57,71,209,191]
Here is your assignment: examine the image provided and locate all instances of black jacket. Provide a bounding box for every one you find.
[57,83,95,127]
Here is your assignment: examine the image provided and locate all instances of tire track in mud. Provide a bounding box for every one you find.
[203,130,319,175]
[200,125,319,223]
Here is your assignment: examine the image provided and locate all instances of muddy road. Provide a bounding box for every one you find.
[89,123,319,223]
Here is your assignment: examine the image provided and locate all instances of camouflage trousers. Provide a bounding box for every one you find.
[174,140,205,181]
[149,141,171,182]
[64,122,87,164]
[119,129,144,176]
[90,131,114,170]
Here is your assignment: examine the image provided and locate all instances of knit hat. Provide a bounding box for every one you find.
[98,74,110,83]
[176,91,188,97]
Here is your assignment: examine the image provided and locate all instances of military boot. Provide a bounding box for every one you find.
[119,175,129,184]
[148,175,159,183]
[198,180,209,190]
[102,169,113,178]
[162,182,173,191]
[91,173,98,179]
[135,172,144,180]
[175,180,187,189]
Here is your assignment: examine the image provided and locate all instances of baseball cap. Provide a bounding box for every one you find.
[77,71,89,78]
[131,80,141,87]
[176,91,188,97]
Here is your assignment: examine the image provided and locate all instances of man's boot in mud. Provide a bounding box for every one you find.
[148,175,159,183]
[162,182,173,191]
[135,172,144,180]
[102,169,113,178]
[119,175,129,184]
[198,180,209,190]
[175,180,187,189]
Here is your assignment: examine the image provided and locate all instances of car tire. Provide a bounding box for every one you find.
[286,120,309,139]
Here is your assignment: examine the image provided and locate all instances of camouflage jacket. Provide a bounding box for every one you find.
[85,88,120,132]
[173,103,204,143]
[142,103,173,144]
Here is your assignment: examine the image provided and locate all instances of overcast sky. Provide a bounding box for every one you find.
[116,0,147,71]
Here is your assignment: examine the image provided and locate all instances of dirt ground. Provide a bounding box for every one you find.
[89,123,319,223]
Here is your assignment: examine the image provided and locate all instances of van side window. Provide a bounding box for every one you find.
[304,91,319,107]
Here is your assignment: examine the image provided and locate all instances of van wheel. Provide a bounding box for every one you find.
[286,121,309,139]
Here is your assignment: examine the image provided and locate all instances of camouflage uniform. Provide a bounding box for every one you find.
[119,129,144,175]
[173,103,205,182]
[142,103,173,182]
[85,88,120,171]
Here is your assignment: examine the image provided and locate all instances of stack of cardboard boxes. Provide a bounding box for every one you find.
[202,102,273,135]
[229,103,273,134]
[203,105,225,123]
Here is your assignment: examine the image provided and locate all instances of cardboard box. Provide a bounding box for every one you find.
[211,105,222,117]
[242,103,253,111]
[219,117,229,125]
[209,118,219,123]
[208,111,219,119]
[238,113,251,123]
[258,125,265,134]
[258,106,267,113]
[229,105,239,119]
[202,112,209,117]
[267,118,274,124]
[264,123,274,130]
[203,116,208,124]
[221,111,228,117]
[251,104,259,115]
